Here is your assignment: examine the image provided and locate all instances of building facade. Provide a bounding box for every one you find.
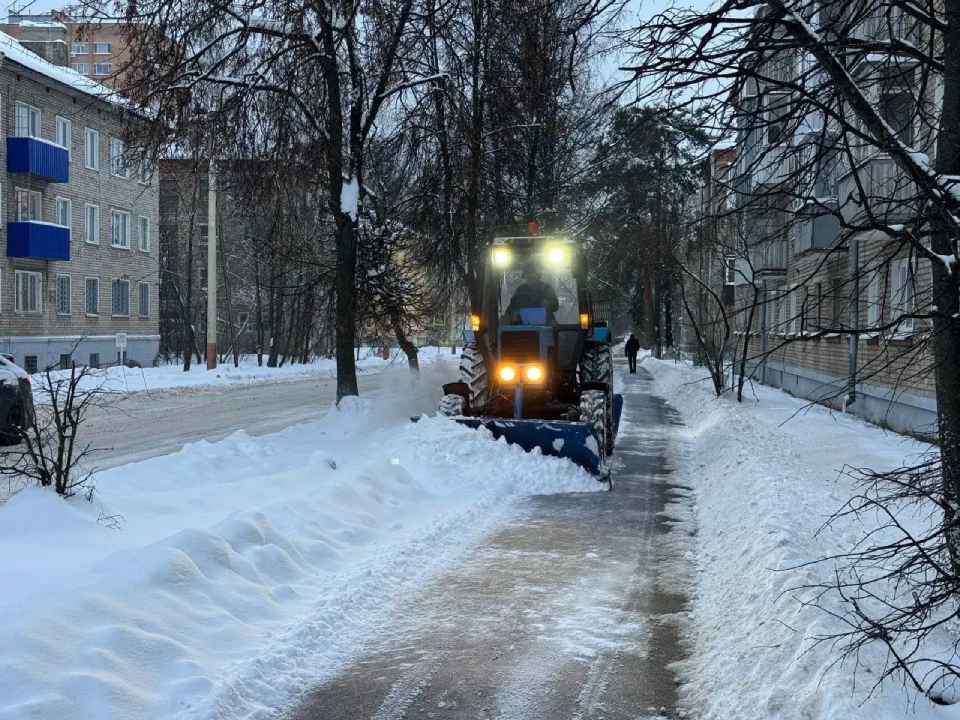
[0,31,159,371]
[724,4,937,436]
[0,12,132,91]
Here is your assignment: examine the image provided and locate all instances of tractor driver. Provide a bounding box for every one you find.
[503,259,560,325]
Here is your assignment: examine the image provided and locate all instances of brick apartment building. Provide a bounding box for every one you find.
[0,30,159,371]
[720,6,937,436]
[0,11,131,92]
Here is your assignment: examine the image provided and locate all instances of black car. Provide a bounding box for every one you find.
[0,356,35,445]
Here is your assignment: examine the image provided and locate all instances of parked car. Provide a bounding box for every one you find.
[0,356,35,445]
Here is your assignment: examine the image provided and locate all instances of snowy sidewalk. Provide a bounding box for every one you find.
[281,360,696,719]
[641,357,957,720]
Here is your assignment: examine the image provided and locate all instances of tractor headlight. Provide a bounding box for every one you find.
[525,365,543,382]
[580,313,589,329]
[493,248,512,267]
[470,314,481,332]
[499,365,517,382]
[546,246,566,265]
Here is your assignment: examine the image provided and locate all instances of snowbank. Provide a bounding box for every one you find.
[642,358,958,720]
[31,346,458,401]
[0,365,600,720]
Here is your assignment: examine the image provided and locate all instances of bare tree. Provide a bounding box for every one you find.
[1,361,113,498]
[621,0,960,700]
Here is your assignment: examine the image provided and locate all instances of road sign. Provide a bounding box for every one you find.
[116,333,127,349]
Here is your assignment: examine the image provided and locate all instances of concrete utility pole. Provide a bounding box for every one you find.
[206,160,218,370]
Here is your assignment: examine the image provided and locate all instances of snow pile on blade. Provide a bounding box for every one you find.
[642,358,948,720]
[0,375,600,720]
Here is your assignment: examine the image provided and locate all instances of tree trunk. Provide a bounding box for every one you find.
[218,222,239,367]
[335,216,360,399]
[932,0,960,575]
[255,250,264,367]
[737,283,761,402]
[390,310,420,372]
[464,0,486,314]
[643,267,657,356]
[267,267,280,367]
[184,227,195,371]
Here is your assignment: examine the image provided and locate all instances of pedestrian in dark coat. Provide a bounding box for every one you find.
[625,334,641,373]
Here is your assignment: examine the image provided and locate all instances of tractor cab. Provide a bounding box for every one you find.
[469,234,599,416]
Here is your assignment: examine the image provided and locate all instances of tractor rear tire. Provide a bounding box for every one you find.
[459,342,489,408]
[581,343,613,387]
[438,394,465,417]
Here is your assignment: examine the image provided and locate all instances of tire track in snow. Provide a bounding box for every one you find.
[371,652,443,720]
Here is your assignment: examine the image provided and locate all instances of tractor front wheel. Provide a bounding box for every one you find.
[438,394,465,417]
[579,389,608,459]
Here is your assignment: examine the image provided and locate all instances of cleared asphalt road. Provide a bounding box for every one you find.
[79,371,384,470]
[283,363,696,720]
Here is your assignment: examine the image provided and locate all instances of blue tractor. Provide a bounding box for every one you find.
[438,232,622,481]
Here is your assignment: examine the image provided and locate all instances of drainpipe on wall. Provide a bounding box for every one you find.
[846,234,859,410]
[759,278,768,384]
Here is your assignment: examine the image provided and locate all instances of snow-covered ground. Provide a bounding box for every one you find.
[30,346,457,400]
[0,363,600,720]
[643,357,958,720]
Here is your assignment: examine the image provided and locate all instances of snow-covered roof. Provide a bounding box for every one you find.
[0,29,128,108]
[19,20,67,28]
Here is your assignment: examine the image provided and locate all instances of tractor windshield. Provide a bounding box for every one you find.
[497,264,580,325]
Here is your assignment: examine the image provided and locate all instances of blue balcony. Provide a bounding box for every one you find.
[7,222,70,261]
[6,137,69,182]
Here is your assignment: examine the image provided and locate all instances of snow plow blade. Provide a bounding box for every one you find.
[452,414,616,477]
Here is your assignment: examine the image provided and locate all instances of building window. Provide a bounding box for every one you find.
[890,258,915,334]
[111,279,130,316]
[72,63,89,75]
[724,255,737,285]
[15,102,40,138]
[139,282,149,317]
[139,216,150,252]
[55,116,71,158]
[94,63,112,76]
[763,93,790,145]
[788,285,800,334]
[15,270,41,314]
[88,353,100,369]
[111,210,130,248]
[93,42,111,54]
[71,42,88,55]
[866,269,882,329]
[85,277,99,315]
[56,275,71,315]
[23,356,38,374]
[59,353,72,370]
[85,128,99,170]
[880,74,916,147]
[16,188,41,221]
[110,137,128,177]
[85,204,100,244]
[56,197,72,229]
